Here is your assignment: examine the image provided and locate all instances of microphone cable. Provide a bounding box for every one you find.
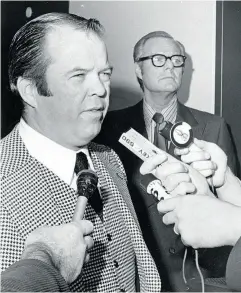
[182,248,205,292]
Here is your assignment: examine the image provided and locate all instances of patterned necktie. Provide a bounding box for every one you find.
[75,152,89,174]
[75,152,103,216]
[153,113,167,152]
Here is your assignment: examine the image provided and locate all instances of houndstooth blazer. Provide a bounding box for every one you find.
[1,126,161,292]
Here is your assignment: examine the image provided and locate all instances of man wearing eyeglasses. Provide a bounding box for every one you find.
[96,31,237,291]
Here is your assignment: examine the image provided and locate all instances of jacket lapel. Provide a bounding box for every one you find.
[176,101,207,137]
[128,101,148,139]
[88,142,140,228]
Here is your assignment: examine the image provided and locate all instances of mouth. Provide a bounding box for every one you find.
[81,107,106,120]
[84,107,105,112]
[160,76,174,80]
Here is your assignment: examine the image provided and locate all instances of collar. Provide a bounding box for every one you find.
[18,118,91,186]
[143,95,178,129]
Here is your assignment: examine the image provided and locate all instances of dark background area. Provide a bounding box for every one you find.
[1,1,241,176]
[1,1,69,138]
[215,1,241,177]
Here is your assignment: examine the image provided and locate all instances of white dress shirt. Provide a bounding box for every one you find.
[18,118,94,191]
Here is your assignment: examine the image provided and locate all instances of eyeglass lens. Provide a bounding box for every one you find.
[152,55,185,67]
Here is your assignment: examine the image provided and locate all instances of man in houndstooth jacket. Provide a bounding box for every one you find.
[1,13,162,291]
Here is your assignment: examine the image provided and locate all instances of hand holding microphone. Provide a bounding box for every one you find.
[157,194,241,248]
[71,168,99,270]
[157,120,227,189]
[19,167,98,285]
[174,138,227,188]
[119,127,210,201]
[23,221,94,284]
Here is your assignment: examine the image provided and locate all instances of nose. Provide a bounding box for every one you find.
[164,58,174,70]
[90,75,107,98]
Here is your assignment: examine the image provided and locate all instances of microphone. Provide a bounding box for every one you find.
[139,121,194,201]
[158,121,194,148]
[72,170,98,221]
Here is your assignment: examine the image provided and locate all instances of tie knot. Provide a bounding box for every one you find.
[153,113,164,124]
[75,152,88,175]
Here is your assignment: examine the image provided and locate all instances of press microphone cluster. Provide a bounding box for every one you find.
[119,126,205,291]
[119,122,196,202]
[72,170,99,221]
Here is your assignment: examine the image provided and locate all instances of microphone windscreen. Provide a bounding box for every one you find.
[73,170,99,221]
[76,169,98,200]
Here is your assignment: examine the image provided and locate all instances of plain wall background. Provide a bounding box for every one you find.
[70,1,216,112]
[216,1,241,176]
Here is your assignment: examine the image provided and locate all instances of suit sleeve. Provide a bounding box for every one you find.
[1,259,70,292]
[217,118,238,175]
[1,205,25,272]
[226,237,241,291]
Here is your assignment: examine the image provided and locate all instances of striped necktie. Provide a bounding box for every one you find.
[153,113,167,152]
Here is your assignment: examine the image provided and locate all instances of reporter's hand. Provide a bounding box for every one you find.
[140,153,211,197]
[157,195,241,248]
[216,166,241,206]
[174,138,227,188]
[22,221,94,284]
[175,139,241,205]
[140,153,194,196]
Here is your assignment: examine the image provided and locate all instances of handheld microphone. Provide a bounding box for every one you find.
[158,121,194,149]
[159,121,214,190]
[72,170,98,221]
[143,121,196,201]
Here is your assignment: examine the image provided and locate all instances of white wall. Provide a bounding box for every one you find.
[70,1,216,113]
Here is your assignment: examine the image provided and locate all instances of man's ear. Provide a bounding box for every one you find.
[135,63,143,80]
[16,77,38,108]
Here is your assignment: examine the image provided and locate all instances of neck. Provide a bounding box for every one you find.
[144,91,176,112]
[23,114,87,152]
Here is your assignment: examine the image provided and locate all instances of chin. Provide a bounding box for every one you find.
[74,125,100,148]
[162,85,177,92]
[87,124,102,141]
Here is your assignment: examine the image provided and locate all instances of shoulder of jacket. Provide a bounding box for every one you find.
[89,142,127,179]
[106,102,141,120]
[186,105,225,124]
[1,127,30,179]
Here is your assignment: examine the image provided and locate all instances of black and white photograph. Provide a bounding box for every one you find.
[1,1,241,292]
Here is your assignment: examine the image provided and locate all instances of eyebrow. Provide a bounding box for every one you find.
[100,66,113,72]
[66,67,90,76]
[66,65,113,76]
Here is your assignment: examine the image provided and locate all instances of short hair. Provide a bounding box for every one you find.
[8,12,104,97]
[133,31,185,91]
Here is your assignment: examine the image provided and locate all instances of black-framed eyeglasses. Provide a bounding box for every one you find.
[136,54,186,68]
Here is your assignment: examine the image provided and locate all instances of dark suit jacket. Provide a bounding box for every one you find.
[1,259,70,292]
[226,236,241,291]
[96,100,238,291]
